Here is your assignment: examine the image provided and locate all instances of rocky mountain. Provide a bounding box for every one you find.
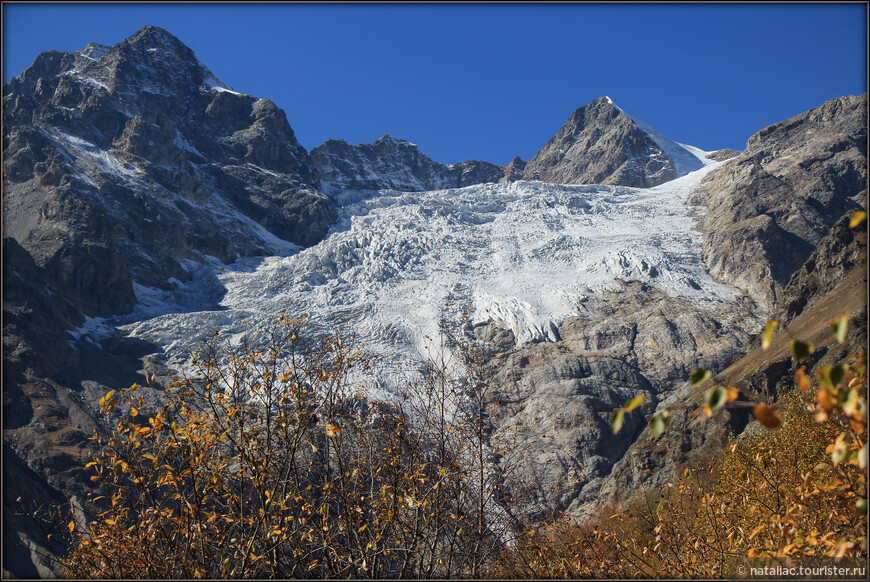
[3,25,336,577]
[472,94,867,523]
[688,94,866,311]
[309,95,712,195]
[310,135,505,195]
[500,156,526,183]
[521,96,704,187]
[586,212,867,521]
[476,278,757,522]
[2,24,866,578]
[3,25,335,319]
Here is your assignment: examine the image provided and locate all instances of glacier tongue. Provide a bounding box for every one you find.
[119,158,745,377]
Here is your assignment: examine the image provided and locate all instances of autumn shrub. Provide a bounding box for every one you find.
[491,339,867,579]
[30,312,514,578]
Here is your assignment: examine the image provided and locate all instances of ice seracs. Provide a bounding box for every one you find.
[116,152,755,380]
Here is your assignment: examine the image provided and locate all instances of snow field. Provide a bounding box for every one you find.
[112,154,747,383]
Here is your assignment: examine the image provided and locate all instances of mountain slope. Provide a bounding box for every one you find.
[522,96,704,187]
[587,213,867,520]
[2,26,337,577]
[3,25,335,320]
[687,94,867,311]
[310,135,504,194]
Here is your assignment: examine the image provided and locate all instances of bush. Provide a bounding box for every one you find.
[39,312,513,578]
[492,339,867,578]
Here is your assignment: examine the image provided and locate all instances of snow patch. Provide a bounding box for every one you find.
[203,74,244,96]
[626,113,708,176]
[173,130,203,156]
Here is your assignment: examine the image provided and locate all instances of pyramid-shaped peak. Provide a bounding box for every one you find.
[127,25,185,47]
[374,134,417,149]
[592,95,617,107]
[117,25,198,63]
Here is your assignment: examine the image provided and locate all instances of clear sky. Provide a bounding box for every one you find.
[3,2,867,166]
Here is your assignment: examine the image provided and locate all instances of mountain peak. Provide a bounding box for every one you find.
[126,25,185,48]
[524,97,679,187]
[592,95,617,107]
[374,134,414,147]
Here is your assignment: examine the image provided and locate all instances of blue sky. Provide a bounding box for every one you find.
[3,3,867,165]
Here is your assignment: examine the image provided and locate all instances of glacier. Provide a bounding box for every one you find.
[75,147,752,387]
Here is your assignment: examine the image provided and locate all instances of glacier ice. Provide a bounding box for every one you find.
[105,155,750,383]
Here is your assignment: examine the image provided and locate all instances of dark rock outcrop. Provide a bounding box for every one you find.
[310,135,504,194]
[500,156,526,183]
[688,94,867,311]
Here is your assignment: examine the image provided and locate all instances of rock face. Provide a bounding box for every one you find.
[3,25,335,317]
[688,94,867,311]
[2,25,336,577]
[310,135,504,194]
[705,148,741,161]
[479,281,759,521]
[521,96,700,187]
[584,213,867,523]
[500,156,526,183]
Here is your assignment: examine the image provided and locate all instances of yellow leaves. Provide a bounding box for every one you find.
[815,387,836,423]
[831,314,850,344]
[610,409,624,435]
[828,433,850,465]
[795,367,811,392]
[99,390,118,415]
[849,210,867,229]
[68,520,75,534]
[761,320,779,350]
[325,424,341,437]
[649,411,670,439]
[753,403,781,430]
[749,524,766,541]
[611,393,646,434]
[624,394,645,412]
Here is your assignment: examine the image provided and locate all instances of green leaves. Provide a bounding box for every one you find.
[705,386,727,413]
[790,339,815,362]
[690,368,712,387]
[831,314,849,344]
[610,409,624,435]
[649,411,670,439]
[761,321,779,350]
[610,394,645,434]
[817,364,846,391]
